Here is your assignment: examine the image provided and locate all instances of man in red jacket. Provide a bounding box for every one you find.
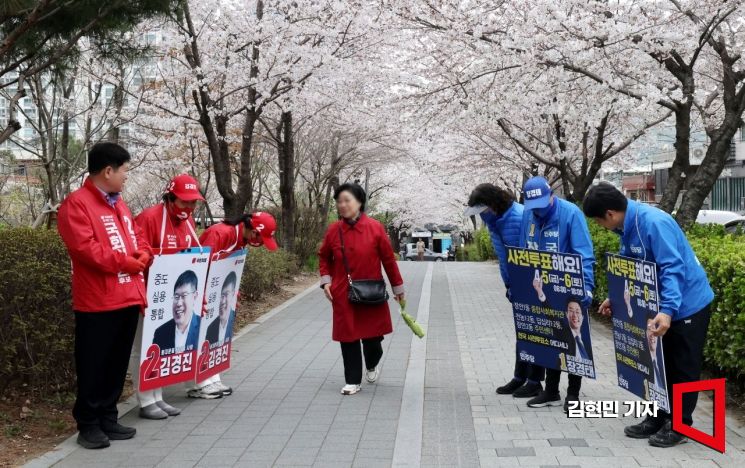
[57,142,151,449]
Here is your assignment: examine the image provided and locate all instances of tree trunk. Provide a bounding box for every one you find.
[231,109,258,217]
[277,111,296,252]
[321,137,342,222]
[657,105,692,213]
[674,42,745,227]
[676,128,740,228]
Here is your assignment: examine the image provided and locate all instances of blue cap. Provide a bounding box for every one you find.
[523,176,552,210]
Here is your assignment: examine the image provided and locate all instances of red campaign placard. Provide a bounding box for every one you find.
[139,247,211,391]
[195,249,247,383]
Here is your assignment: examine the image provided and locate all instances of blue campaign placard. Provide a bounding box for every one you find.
[506,247,596,379]
[606,253,670,412]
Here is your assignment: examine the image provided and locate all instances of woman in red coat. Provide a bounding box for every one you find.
[319,183,405,395]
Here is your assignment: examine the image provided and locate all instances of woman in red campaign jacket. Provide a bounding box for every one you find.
[185,211,278,399]
[57,142,150,449]
[129,174,204,420]
[319,183,404,396]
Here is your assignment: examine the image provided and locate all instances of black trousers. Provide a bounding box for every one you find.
[545,368,582,396]
[340,337,384,385]
[659,305,711,426]
[73,306,140,430]
[514,344,545,382]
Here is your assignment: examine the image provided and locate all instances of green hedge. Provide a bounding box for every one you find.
[475,227,495,260]
[588,221,620,303]
[0,228,74,393]
[240,247,299,301]
[0,227,299,395]
[457,242,484,262]
[589,222,745,378]
[688,234,745,377]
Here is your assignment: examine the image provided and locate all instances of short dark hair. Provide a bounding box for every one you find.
[174,270,199,293]
[566,296,583,309]
[222,272,237,292]
[583,182,628,218]
[163,192,177,203]
[468,183,515,216]
[88,142,131,174]
[334,183,367,212]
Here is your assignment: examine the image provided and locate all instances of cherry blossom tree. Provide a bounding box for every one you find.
[530,0,745,225]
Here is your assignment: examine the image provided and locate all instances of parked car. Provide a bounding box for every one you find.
[696,210,745,234]
[403,243,448,261]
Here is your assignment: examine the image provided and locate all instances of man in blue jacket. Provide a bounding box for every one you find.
[583,182,713,448]
[519,177,595,411]
[466,183,545,398]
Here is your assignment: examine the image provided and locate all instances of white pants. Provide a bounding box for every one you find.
[128,316,164,407]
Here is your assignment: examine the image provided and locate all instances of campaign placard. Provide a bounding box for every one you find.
[606,253,670,412]
[506,247,596,378]
[195,249,247,383]
[139,248,211,391]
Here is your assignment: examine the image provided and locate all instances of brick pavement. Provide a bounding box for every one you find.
[26,261,745,468]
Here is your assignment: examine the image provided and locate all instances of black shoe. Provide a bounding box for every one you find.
[563,394,579,414]
[649,421,687,448]
[527,390,562,408]
[77,426,110,449]
[513,381,542,398]
[101,421,136,440]
[496,379,525,395]
[624,415,666,439]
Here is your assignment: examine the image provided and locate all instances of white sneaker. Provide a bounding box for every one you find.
[365,367,379,383]
[214,381,233,396]
[341,384,361,395]
[187,383,223,399]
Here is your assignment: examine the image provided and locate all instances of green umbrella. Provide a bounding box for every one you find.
[399,299,425,339]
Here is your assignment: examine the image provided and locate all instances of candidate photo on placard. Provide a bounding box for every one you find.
[560,296,593,362]
[642,313,665,389]
[206,271,237,346]
[152,269,202,353]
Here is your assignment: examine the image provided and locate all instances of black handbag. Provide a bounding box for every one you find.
[339,227,389,305]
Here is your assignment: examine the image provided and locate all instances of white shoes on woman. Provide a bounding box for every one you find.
[341,384,361,395]
[365,366,379,383]
[341,366,380,395]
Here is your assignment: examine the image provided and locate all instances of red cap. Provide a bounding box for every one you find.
[251,212,278,251]
[167,174,205,201]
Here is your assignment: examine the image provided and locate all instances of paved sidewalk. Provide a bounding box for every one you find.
[27,262,745,467]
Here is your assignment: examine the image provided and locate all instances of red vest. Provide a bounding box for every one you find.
[57,178,149,312]
[135,203,198,250]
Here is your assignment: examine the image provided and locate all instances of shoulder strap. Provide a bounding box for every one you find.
[338,226,353,284]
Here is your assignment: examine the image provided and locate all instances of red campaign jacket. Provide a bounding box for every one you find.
[199,222,247,254]
[318,213,404,342]
[135,203,199,251]
[57,177,149,312]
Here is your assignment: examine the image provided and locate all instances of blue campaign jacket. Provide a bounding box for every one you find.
[617,200,713,320]
[480,202,525,288]
[519,197,596,303]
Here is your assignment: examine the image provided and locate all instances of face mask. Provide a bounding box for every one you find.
[248,239,263,247]
[168,202,194,221]
[533,202,553,220]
